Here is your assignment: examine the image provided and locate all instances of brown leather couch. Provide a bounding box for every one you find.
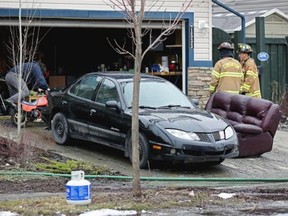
[205,91,281,157]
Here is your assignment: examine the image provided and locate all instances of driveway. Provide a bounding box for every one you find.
[2,119,288,215]
[3,119,287,185]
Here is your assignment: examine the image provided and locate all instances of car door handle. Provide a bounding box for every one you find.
[90,109,96,115]
[62,100,67,105]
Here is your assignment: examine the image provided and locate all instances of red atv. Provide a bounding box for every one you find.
[10,92,48,127]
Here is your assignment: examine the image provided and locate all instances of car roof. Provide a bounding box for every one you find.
[87,71,164,82]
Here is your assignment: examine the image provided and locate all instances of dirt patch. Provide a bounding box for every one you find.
[1,141,288,216]
[1,120,288,215]
[1,177,288,216]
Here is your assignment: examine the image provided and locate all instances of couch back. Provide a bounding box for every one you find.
[205,92,281,137]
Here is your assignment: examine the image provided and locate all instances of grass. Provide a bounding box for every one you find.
[34,157,113,175]
[0,187,216,216]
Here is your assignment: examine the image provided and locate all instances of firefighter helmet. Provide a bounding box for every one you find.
[237,43,253,53]
[218,42,234,50]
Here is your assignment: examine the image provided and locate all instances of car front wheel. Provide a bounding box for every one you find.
[128,132,149,169]
[51,112,70,145]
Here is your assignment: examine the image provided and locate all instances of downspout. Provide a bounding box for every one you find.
[212,0,246,43]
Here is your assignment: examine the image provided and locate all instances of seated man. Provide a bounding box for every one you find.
[5,61,49,108]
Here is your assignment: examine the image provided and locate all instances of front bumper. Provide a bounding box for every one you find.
[150,142,239,163]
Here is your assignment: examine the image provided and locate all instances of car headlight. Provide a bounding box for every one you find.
[224,126,234,139]
[166,129,200,141]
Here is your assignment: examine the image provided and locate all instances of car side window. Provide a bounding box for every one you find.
[95,79,119,104]
[70,75,101,100]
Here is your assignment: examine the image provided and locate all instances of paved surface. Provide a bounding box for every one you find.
[2,119,288,215]
[2,118,288,183]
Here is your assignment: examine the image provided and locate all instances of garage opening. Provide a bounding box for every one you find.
[0,23,183,90]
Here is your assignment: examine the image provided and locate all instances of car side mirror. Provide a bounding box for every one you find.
[106,100,120,110]
[191,99,199,107]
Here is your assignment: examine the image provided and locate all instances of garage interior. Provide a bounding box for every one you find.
[0,24,183,90]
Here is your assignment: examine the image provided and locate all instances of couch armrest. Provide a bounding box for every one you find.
[205,92,232,115]
[261,104,281,137]
[204,93,215,111]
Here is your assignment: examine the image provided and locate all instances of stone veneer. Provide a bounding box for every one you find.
[187,67,212,109]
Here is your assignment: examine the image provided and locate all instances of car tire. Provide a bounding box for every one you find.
[51,112,70,145]
[128,132,149,169]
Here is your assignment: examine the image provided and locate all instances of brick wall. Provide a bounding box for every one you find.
[187,67,212,109]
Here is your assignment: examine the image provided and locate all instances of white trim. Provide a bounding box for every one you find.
[181,22,186,94]
[0,18,181,29]
[234,8,288,31]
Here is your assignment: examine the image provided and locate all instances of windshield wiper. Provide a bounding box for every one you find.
[127,106,157,109]
[139,105,157,109]
[158,105,192,109]
[158,105,181,108]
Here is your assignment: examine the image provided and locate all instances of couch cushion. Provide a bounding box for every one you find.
[228,119,241,126]
[226,94,250,123]
[208,92,232,118]
[242,116,262,127]
[243,98,272,124]
[210,109,228,118]
[226,112,243,124]
[233,123,263,134]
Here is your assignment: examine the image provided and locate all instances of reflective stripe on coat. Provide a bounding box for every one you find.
[240,58,261,98]
[210,57,243,94]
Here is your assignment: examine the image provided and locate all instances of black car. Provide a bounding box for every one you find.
[44,72,239,168]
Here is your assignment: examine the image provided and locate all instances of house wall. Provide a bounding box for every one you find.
[187,67,211,108]
[0,0,212,62]
[246,14,288,38]
[0,0,213,100]
[189,0,212,61]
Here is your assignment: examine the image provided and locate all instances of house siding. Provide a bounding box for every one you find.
[0,0,213,99]
[212,0,288,15]
[0,0,212,62]
[192,1,212,61]
[246,14,288,38]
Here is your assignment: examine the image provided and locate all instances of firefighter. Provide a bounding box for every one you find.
[209,42,243,94]
[237,43,261,98]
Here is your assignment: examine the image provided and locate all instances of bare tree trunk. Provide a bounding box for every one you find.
[131,24,143,197]
[106,0,195,198]
[17,0,23,137]
[6,1,44,137]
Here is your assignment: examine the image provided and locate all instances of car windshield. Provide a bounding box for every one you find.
[122,79,195,109]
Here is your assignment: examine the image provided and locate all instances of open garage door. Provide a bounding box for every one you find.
[0,18,184,90]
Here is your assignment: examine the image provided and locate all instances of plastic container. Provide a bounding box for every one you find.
[161,56,168,68]
[66,170,91,205]
[169,61,176,71]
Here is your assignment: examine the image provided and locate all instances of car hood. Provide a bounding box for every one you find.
[139,108,229,133]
